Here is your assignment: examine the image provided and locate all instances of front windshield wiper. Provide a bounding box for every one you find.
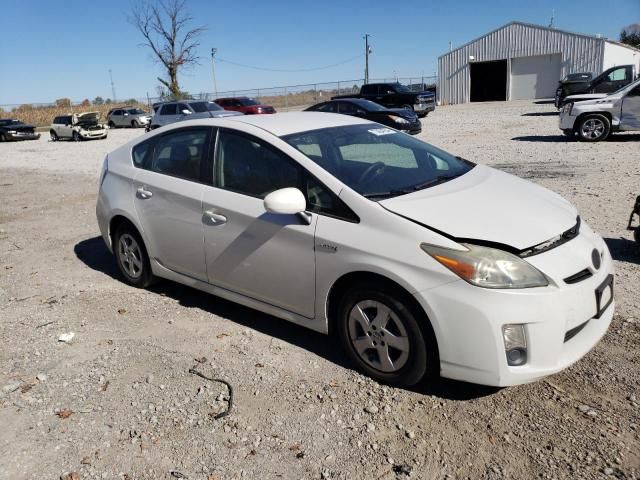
[363,174,461,200]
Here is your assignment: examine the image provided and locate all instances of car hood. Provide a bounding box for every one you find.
[77,112,100,122]
[387,108,419,119]
[564,93,609,103]
[379,165,578,250]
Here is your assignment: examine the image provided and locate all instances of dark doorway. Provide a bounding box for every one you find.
[470,60,507,102]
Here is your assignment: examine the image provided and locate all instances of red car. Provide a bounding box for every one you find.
[214,97,276,115]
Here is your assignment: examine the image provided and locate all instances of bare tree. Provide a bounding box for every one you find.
[130,0,206,99]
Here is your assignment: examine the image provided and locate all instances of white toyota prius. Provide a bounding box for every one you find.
[96,112,614,387]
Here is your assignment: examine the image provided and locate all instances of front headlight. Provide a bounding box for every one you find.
[7,130,16,134]
[562,103,573,115]
[420,243,549,289]
[389,116,410,124]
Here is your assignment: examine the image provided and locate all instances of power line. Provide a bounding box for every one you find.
[216,54,364,73]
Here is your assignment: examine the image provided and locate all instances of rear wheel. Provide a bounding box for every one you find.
[50,130,58,141]
[402,104,413,111]
[576,114,610,142]
[634,227,640,247]
[0,132,6,142]
[337,283,436,386]
[108,121,115,128]
[113,223,156,288]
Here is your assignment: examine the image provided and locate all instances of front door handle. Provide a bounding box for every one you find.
[136,186,153,199]
[204,209,227,224]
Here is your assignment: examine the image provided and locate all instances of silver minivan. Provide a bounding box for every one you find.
[149,100,242,130]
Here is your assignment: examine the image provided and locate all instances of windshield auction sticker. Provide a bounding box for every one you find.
[368,128,396,136]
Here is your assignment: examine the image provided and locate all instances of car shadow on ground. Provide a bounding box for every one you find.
[533,100,555,105]
[521,112,559,117]
[74,235,499,401]
[512,135,570,142]
[604,237,640,264]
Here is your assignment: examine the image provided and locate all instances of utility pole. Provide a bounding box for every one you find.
[364,34,371,84]
[211,48,219,99]
[109,69,117,102]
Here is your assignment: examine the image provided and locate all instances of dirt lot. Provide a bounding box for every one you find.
[0,102,639,480]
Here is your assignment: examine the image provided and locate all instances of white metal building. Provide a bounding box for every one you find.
[438,21,640,104]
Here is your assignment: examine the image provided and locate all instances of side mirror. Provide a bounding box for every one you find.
[182,109,192,115]
[264,188,306,215]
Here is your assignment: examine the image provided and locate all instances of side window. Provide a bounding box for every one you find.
[608,68,628,82]
[385,86,396,94]
[215,130,303,198]
[178,103,190,114]
[338,102,358,114]
[113,110,122,116]
[160,104,177,115]
[53,117,60,124]
[628,86,640,97]
[315,103,336,113]
[132,139,152,168]
[150,129,208,181]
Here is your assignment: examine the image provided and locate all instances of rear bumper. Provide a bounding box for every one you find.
[4,132,40,141]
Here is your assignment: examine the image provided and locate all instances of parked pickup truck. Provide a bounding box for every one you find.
[555,64,637,108]
[559,77,640,141]
[332,82,435,117]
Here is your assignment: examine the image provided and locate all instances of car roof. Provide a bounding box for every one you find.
[223,111,371,136]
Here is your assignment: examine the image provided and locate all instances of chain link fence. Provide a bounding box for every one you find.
[0,76,437,126]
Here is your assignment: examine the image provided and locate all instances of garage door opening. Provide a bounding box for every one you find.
[470,60,507,102]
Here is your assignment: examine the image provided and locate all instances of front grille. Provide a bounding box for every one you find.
[564,268,593,284]
[564,321,589,343]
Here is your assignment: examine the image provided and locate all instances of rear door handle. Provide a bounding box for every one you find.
[136,186,153,199]
[204,209,227,224]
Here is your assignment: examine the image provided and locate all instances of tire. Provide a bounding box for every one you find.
[108,121,115,128]
[337,282,437,386]
[0,132,6,142]
[72,131,81,142]
[576,114,611,142]
[131,120,139,128]
[402,104,414,112]
[50,130,58,142]
[113,223,156,288]
[634,227,640,247]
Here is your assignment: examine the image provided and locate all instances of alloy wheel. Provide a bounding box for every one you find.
[580,118,605,140]
[347,299,410,373]
[118,233,144,279]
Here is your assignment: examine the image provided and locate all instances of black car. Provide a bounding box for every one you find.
[305,98,422,134]
[332,82,435,117]
[0,119,40,142]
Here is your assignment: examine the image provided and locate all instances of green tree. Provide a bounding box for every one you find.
[620,24,640,48]
[55,98,71,108]
[93,96,104,105]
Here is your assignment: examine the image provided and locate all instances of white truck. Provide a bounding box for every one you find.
[559,78,640,142]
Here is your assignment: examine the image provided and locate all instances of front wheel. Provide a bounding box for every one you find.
[337,284,436,386]
[113,223,156,288]
[108,121,115,128]
[576,114,610,142]
[72,131,81,142]
[131,120,139,128]
[0,132,6,142]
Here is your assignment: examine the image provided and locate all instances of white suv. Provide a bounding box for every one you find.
[50,112,108,141]
[559,78,640,141]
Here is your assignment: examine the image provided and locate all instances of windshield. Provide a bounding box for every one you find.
[357,100,387,112]
[393,83,411,93]
[190,102,223,113]
[239,98,261,106]
[126,108,146,114]
[283,124,474,199]
[0,119,21,126]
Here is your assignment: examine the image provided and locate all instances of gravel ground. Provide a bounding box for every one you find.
[0,102,638,480]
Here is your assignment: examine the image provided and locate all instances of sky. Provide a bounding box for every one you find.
[0,0,638,105]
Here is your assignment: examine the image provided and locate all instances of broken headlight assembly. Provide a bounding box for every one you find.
[420,243,549,289]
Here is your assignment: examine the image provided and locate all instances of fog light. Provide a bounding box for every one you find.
[502,324,527,366]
